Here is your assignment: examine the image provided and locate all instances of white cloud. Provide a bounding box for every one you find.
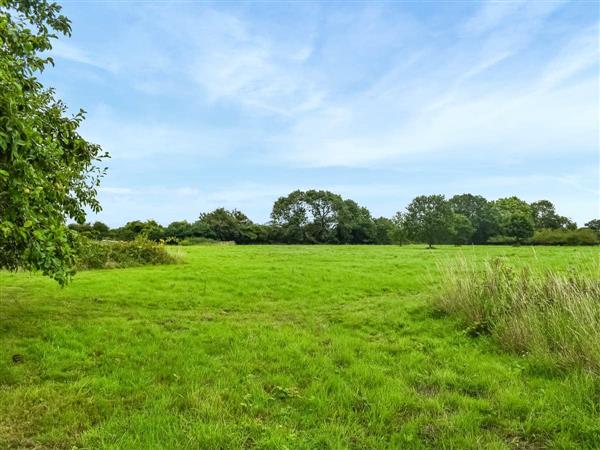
[270,5,598,168]
[51,40,118,72]
[79,105,234,160]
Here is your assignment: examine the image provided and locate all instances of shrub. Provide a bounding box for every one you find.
[486,235,519,245]
[76,237,177,270]
[435,257,600,374]
[178,237,235,246]
[531,228,599,246]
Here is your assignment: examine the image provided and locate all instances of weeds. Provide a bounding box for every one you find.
[436,256,600,374]
[76,237,177,270]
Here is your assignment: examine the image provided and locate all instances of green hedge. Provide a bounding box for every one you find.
[531,228,599,246]
[76,237,177,270]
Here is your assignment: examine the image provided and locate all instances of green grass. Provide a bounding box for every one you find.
[1,245,599,449]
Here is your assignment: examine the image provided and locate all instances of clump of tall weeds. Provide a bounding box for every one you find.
[436,257,600,374]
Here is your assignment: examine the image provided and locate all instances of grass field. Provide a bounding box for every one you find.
[1,245,599,449]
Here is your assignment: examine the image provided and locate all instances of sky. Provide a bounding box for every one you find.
[45,0,599,227]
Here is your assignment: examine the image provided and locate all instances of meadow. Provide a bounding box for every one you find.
[1,245,599,449]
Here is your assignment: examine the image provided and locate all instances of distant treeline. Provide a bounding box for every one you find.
[70,191,600,246]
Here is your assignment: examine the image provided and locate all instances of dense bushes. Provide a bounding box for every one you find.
[436,258,600,373]
[76,237,176,270]
[531,228,599,245]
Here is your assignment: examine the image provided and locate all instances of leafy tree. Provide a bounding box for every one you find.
[0,0,108,284]
[451,213,475,245]
[584,219,600,238]
[336,199,375,244]
[139,220,164,241]
[198,208,257,243]
[558,217,577,230]
[271,190,349,244]
[503,212,535,243]
[109,220,163,241]
[372,217,395,245]
[494,196,532,218]
[493,197,535,242]
[271,190,308,243]
[164,220,193,239]
[91,221,110,238]
[403,195,454,248]
[449,194,499,243]
[391,212,409,245]
[303,190,343,243]
[585,219,600,231]
[530,200,575,230]
[68,221,110,240]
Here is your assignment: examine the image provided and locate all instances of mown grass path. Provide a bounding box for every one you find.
[1,245,599,449]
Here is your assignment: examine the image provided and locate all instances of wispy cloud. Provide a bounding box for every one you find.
[48,1,598,226]
[79,105,235,161]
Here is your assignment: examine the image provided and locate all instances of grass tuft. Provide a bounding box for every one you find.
[436,256,600,373]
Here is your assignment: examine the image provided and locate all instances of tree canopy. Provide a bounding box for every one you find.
[403,195,454,248]
[1,0,108,284]
[71,192,593,247]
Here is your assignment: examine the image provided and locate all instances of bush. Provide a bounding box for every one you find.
[531,228,599,246]
[76,237,177,270]
[486,235,519,245]
[178,237,235,246]
[435,257,600,374]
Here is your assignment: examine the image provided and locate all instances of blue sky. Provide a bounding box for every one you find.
[46,0,599,226]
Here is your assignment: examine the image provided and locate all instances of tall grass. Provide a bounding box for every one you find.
[436,257,600,374]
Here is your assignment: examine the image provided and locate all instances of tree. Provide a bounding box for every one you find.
[503,212,535,243]
[451,213,475,245]
[0,1,108,284]
[372,217,395,244]
[336,199,375,244]
[391,212,409,245]
[584,219,600,238]
[303,190,342,243]
[164,221,194,239]
[271,190,348,244]
[197,208,257,243]
[403,195,454,248]
[91,221,110,239]
[271,190,308,243]
[530,200,575,230]
[493,197,535,242]
[448,194,499,243]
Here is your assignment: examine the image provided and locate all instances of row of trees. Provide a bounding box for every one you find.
[71,191,598,247]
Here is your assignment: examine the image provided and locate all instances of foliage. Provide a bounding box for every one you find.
[197,208,258,243]
[335,199,375,244]
[450,213,475,245]
[69,193,591,247]
[530,200,575,230]
[271,190,381,244]
[178,237,234,246]
[68,221,110,240]
[372,217,395,244]
[75,237,176,270]
[448,194,499,244]
[585,219,600,237]
[492,197,535,243]
[501,212,535,243]
[485,235,519,245]
[436,257,600,374]
[403,195,454,248]
[531,228,599,246]
[0,0,108,285]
